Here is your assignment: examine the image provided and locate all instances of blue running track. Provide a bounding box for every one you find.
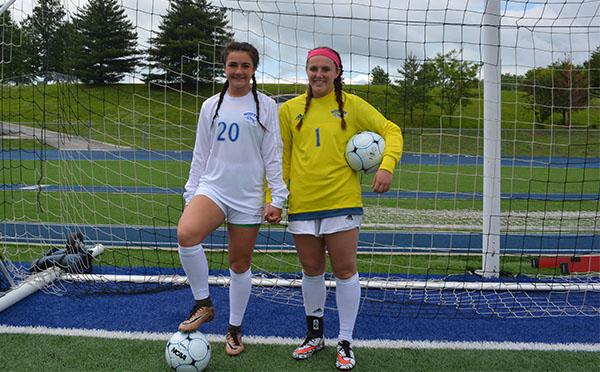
[4,183,600,202]
[1,222,599,253]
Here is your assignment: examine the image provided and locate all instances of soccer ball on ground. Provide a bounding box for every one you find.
[345,131,385,173]
[165,331,211,371]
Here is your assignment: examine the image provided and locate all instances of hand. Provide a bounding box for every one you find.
[263,204,282,224]
[371,169,392,193]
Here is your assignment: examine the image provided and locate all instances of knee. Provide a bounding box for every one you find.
[229,258,251,273]
[333,269,356,280]
[332,263,357,280]
[301,261,326,276]
[177,225,200,247]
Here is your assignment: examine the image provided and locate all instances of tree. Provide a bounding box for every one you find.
[583,46,600,97]
[370,65,390,85]
[146,0,233,85]
[72,0,139,84]
[523,67,553,124]
[20,0,69,79]
[423,50,480,127]
[392,53,431,127]
[523,59,589,126]
[0,10,35,84]
[501,73,525,91]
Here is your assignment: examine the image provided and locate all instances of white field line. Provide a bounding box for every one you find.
[0,325,598,352]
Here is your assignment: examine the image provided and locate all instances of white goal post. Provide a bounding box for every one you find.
[0,1,17,17]
[0,244,104,312]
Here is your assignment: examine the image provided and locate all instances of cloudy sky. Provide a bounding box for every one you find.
[7,0,600,84]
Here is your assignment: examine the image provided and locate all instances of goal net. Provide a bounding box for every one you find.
[0,0,598,318]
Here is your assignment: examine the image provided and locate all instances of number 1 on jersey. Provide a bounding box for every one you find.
[315,127,321,147]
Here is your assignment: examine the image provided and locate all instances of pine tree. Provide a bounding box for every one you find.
[393,53,432,127]
[370,66,390,85]
[146,0,233,85]
[0,9,35,83]
[20,0,68,80]
[72,0,139,84]
[583,46,600,97]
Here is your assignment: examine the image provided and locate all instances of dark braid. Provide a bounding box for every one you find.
[212,41,265,129]
[295,85,313,130]
[334,75,346,129]
[297,46,346,131]
[251,74,266,130]
[211,81,229,126]
[329,47,346,130]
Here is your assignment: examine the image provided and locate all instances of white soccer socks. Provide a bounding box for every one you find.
[178,243,210,300]
[335,273,360,343]
[228,268,252,327]
[302,272,326,317]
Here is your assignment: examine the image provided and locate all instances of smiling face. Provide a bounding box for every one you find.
[306,55,340,98]
[224,51,257,96]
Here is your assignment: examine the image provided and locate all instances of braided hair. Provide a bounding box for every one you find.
[211,41,265,130]
[296,47,346,131]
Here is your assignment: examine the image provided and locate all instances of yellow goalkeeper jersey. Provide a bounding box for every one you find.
[279,90,403,220]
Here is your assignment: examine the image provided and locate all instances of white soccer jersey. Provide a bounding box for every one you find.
[183,90,288,215]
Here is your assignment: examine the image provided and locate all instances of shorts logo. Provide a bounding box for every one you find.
[331,109,347,118]
[243,111,258,126]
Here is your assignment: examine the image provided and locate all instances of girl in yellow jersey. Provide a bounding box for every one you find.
[279,47,402,370]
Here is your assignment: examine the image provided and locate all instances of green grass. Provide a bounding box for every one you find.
[0,84,206,150]
[5,159,600,193]
[401,126,600,157]
[1,191,182,225]
[346,84,600,130]
[0,333,597,372]
[6,159,600,192]
[6,243,566,278]
[1,83,599,156]
[363,197,599,213]
[3,159,598,226]
[109,249,574,277]
[1,160,188,188]
[2,188,597,227]
[1,138,51,150]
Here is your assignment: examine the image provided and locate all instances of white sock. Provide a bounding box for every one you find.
[335,273,360,343]
[178,244,209,300]
[302,272,326,317]
[229,268,252,327]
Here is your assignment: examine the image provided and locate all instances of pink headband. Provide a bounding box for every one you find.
[307,48,341,68]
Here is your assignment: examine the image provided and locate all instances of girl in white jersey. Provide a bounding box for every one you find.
[279,47,402,370]
[177,41,287,356]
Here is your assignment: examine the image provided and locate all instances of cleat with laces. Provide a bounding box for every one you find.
[335,340,356,370]
[178,299,215,333]
[292,335,325,360]
[292,315,325,360]
[225,325,245,356]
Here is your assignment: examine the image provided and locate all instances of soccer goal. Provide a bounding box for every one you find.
[0,0,598,318]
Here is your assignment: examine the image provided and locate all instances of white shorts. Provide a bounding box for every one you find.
[287,215,362,237]
[195,188,263,225]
